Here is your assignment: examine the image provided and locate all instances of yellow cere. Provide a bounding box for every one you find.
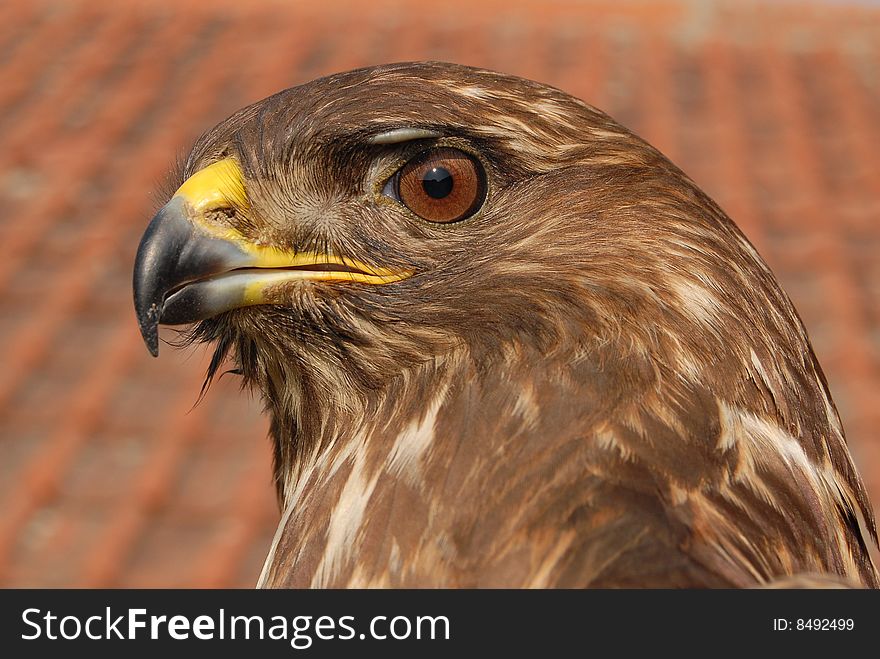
[174,158,249,214]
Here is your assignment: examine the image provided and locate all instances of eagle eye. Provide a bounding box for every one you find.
[384,147,486,223]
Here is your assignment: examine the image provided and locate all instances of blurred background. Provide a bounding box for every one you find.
[0,0,878,587]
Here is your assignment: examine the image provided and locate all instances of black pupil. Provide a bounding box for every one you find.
[422,166,454,199]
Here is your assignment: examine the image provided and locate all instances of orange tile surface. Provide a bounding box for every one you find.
[0,0,878,587]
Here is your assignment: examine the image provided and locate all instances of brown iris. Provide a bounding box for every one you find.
[395,148,486,223]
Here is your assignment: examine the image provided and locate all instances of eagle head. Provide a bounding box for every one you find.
[133,62,877,588]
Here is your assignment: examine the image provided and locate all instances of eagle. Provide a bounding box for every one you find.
[133,62,878,588]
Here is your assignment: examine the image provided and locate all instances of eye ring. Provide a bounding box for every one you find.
[384,147,486,223]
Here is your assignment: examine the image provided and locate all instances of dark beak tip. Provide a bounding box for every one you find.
[135,303,161,357]
[132,197,189,359]
[141,325,160,358]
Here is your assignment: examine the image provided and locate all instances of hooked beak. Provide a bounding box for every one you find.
[132,158,410,356]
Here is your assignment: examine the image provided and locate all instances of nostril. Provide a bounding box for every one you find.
[205,206,238,228]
